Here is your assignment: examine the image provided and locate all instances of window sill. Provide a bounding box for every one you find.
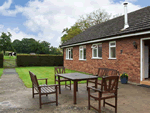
[108,58,117,60]
[91,57,102,59]
[66,59,73,60]
[79,59,86,61]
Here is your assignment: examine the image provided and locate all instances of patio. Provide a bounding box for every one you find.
[0,69,150,113]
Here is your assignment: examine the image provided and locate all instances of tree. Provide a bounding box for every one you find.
[61,25,82,43]
[61,8,111,43]
[0,32,14,55]
[76,8,111,31]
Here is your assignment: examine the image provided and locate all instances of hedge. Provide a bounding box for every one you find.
[17,55,63,67]
[0,53,3,68]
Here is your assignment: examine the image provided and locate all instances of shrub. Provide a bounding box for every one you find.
[17,54,63,67]
[0,53,3,68]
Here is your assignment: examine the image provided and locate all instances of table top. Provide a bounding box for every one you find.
[57,73,98,81]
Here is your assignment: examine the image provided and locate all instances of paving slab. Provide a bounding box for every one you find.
[0,69,150,113]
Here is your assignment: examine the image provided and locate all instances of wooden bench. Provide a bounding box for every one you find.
[29,71,58,108]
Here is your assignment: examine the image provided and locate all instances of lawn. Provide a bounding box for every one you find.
[4,56,16,60]
[15,66,93,88]
[0,68,3,78]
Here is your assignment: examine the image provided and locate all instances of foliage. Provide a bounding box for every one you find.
[12,38,62,55]
[17,55,63,67]
[16,67,90,88]
[120,73,128,79]
[0,32,14,55]
[0,54,3,68]
[76,8,111,31]
[61,8,111,43]
[61,25,82,43]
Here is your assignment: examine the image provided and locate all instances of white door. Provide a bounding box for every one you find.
[144,45,149,78]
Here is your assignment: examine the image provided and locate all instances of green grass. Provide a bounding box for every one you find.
[15,66,93,88]
[4,56,16,60]
[0,68,4,78]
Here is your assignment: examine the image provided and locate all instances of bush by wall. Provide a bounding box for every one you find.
[17,54,63,67]
[0,53,3,68]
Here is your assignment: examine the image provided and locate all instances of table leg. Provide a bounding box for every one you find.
[95,78,98,89]
[58,76,61,94]
[74,81,77,104]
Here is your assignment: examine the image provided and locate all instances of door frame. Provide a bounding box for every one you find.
[140,37,150,81]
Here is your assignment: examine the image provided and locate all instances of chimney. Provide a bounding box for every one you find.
[123,2,129,29]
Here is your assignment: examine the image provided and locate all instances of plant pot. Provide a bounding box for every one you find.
[120,77,128,84]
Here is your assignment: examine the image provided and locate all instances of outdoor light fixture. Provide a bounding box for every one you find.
[120,49,123,54]
[133,41,137,49]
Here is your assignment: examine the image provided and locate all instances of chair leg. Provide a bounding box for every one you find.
[88,88,90,110]
[32,84,34,98]
[99,99,101,113]
[56,86,58,106]
[103,99,105,107]
[87,80,88,91]
[46,94,48,96]
[98,92,101,113]
[65,81,66,88]
[115,94,117,113]
[39,91,42,109]
[70,81,71,90]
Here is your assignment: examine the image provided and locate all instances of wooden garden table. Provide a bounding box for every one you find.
[57,73,98,104]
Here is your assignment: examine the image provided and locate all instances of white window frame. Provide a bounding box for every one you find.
[91,43,102,59]
[66,47,73,60]
[109,41,116,59]
[79,45,86,60]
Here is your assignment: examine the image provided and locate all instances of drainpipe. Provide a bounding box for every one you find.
[123,2,129,29]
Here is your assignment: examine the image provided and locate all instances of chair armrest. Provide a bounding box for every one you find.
[39,84,58,88]
[37,78,48,80]
[87,86,102,92]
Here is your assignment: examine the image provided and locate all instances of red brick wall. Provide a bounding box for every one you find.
[64,36,143,83]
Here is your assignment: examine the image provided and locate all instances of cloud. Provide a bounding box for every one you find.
[0,0,142,47]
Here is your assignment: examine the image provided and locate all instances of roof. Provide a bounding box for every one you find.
[61,6,150,47]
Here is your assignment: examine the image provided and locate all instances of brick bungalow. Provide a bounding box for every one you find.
[60,3,150,85]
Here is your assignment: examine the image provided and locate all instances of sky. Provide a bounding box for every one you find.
[0,0,149,47]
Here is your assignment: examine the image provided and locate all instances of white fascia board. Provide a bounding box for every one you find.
[60,31,150,48]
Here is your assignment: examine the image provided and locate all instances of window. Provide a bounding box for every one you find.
[66,48,73,60]
[79,45,86,60]
[91,43,102,58]
[109,41,116,59]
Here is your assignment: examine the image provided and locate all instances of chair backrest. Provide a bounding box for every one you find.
[107,69,118,76]
[54,66,65,75]
[101,76,119,94]
[97,68,109,77]
[29,71,39,88]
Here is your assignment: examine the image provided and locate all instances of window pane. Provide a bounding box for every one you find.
[80,50,83,59]
[69,51,71,58]
[93,49,97,57]
[111,47,116,58]
[84,48,86,59]
[110,42,116,46]
[66,49,68,58]
[71,49,73,59]
[98,47,102,57]
[98,44,102,57]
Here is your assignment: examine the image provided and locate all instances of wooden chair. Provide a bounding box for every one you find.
[54,67,71,90]
[87,76,119,113]
[29,71,58,108]
[107,69,118,76]
[87,68,109,90]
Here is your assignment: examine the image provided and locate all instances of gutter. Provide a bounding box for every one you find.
[60,30,150,48]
